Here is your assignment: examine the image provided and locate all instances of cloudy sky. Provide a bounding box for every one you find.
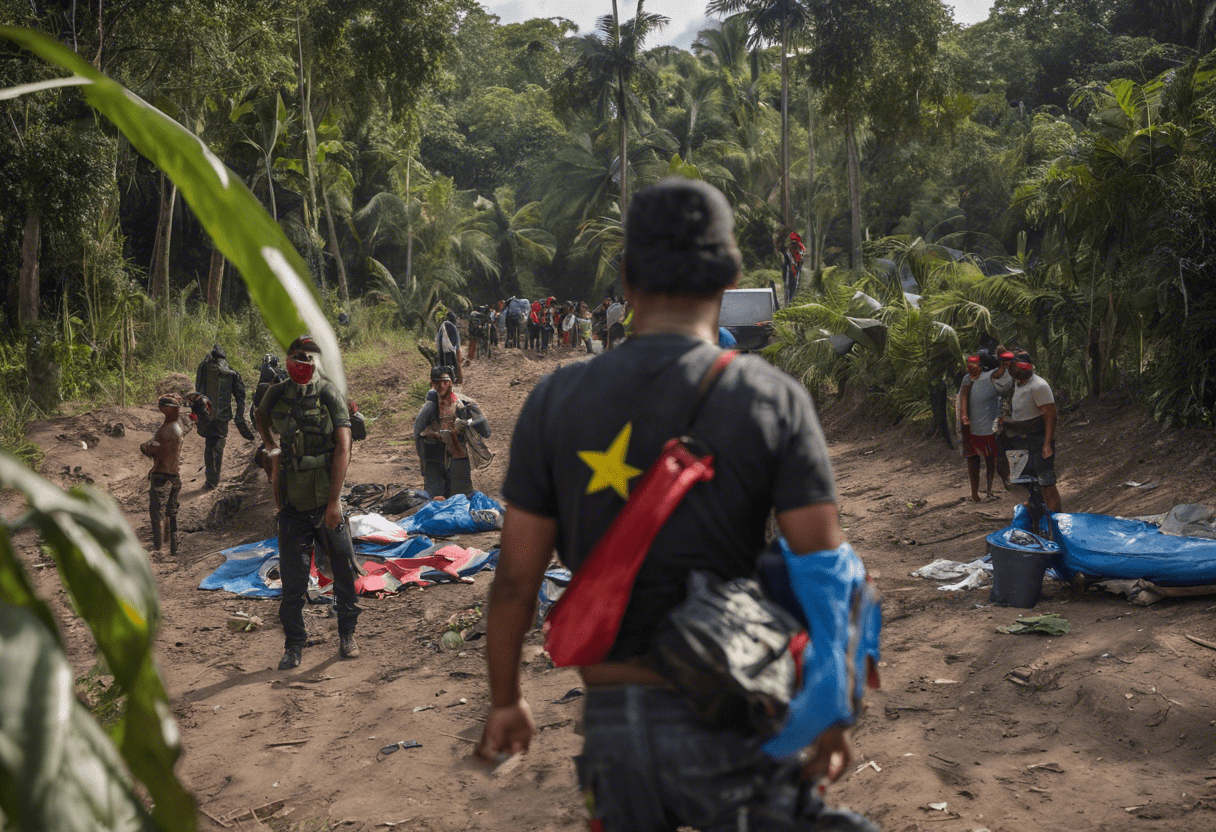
[485,1,996,49]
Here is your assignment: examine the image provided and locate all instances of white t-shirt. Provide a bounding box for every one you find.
[1011,374,1054,422]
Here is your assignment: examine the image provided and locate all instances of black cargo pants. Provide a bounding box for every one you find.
[277,503,360,648]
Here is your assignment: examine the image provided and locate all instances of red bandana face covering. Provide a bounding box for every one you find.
[287,358,315,384]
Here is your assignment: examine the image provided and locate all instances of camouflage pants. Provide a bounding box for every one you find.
[149,473,181,554]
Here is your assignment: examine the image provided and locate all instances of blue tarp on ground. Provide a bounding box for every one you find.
[198,538,281,598]
[355,536,434,560]
[1048,512,1216,586]
[1007,505,1216,586]
[399,492,504,536]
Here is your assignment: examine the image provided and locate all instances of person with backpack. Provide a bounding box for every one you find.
[256,335,361,669]
[435,311,463,382]
[414,365,491,498]
[478,180,876,831]
[194,344,252,489]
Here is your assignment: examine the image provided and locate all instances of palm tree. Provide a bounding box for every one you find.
[480,186,557,297]
[565,1,670,212]
[706,1,811,230]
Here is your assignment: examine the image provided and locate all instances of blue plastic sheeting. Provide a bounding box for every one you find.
[986,526,1060,554]
[199,538,281,598]
[355,536,434,560]
[1047,512,1216,586]
[399,492,504,536]
[764,541,881,759]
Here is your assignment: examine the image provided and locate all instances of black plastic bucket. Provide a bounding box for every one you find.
[988,542,1052,608]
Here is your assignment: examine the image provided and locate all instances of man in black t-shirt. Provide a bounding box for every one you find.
[478,180,875,832]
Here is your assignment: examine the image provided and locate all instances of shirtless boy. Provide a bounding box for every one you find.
[141,393,185,555]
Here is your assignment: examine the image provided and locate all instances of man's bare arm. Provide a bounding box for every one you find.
[1040,402,1057,457]
[478,502,557,760]
[324,426,352,529]
[776,502,844,554]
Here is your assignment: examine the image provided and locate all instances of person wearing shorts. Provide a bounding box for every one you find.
[959,354,1012,501]
[1006,351,1061,512]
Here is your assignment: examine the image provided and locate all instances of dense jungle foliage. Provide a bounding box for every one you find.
[3,0,1216,450]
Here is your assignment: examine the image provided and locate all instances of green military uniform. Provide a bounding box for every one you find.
[258,377,359,652]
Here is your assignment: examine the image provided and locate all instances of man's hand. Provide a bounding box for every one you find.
[961,413,970,426]
[800,725,854,784]
[324,500,343,530]
[1041,441,1054,459]
[476,699,536,762]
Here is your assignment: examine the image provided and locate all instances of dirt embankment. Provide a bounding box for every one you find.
[13,345,1216,832]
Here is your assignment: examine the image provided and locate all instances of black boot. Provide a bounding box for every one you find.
[151,516,162,551]
[278,645,302,670]
[168,515,179,557]
[339,633,360,659]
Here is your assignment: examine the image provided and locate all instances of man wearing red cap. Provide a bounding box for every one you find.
[1006,351,1062,512]
[257,335,361,669]
[959,352,1012,501]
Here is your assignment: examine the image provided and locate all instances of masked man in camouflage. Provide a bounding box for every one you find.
[256,335,360,670]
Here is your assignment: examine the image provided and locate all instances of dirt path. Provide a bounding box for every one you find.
[15,343,1216,831]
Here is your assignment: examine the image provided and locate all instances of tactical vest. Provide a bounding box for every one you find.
[266,382,336,474]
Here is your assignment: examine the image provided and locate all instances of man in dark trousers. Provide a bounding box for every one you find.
[195,344,252,488]
[477,180,876,832]
[414,365,491,498]
[256,335,360,669]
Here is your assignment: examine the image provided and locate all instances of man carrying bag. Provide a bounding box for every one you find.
[478,180,878,832]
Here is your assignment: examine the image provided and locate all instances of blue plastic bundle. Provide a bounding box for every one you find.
[762,541,882,758]
[399,492,504,536]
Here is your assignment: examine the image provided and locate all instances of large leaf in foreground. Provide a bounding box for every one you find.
[0,453,194,831]
[0,25,345,394]
[0,604,157,832]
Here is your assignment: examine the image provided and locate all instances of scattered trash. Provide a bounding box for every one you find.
[1027,762,1065,773]
[553,687,585,704]
[412,705,435,713]
[855,760,882,774]
[1122,481,1160,490]
[1099,579,1216,606]
[441,631,465,650]
[997,613,1071,635]
[380,740,422,755]
[226,611,262,632]
[933,679,959,684]
[926,802,948,811]
[1006,668,1032,686]
[912,558,993,591]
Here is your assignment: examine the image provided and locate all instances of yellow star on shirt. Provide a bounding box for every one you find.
[578,422,642,500]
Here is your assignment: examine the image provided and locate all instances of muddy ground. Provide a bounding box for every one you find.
[12,339,1216,832]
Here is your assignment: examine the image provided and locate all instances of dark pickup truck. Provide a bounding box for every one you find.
[719,287,779,351]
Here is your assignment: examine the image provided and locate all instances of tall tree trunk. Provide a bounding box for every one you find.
[405,152,415,292]
[780,21,791,229]
[18,210,41,328]
[150,175,177,304]
[320,176,349,305]
[613,0,627,288]
[296,16,326,291]
[807,88,819,272]
[206,246,224,311]
[845,111,863,271]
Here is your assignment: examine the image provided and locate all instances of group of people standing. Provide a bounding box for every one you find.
[958,347,1061,511]
[471,295,630,357]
